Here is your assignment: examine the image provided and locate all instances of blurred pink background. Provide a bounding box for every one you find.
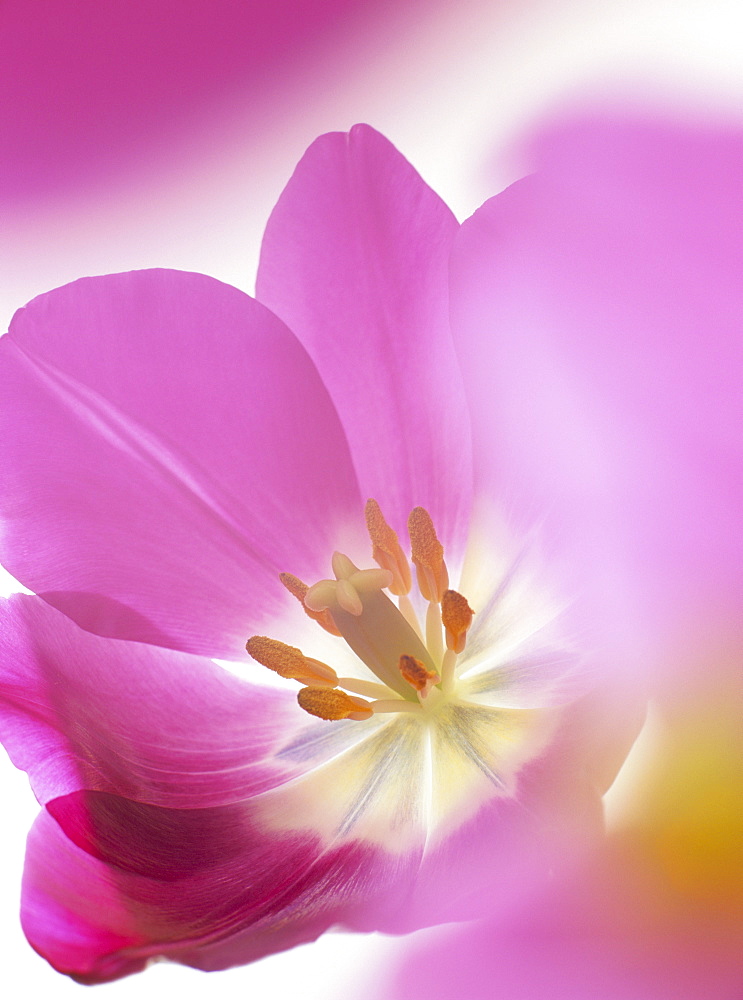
[3,0,742,333]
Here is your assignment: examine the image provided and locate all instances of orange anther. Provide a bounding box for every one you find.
[297,687,373,721]
[365,499,412,596]
[408,506,449,602]
[441,590,474,653]
[246,636,337,685]
[398,653,440,697]
[279,572,342,636]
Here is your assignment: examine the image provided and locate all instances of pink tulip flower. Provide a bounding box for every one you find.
[0,115,738,982]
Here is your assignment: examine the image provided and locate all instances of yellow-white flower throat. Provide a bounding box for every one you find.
[243,499,568,849]
[247,500,476,724]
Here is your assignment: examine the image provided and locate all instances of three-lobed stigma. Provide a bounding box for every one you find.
[246,500,475,721]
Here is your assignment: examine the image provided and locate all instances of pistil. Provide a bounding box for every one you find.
[325,587,436,700]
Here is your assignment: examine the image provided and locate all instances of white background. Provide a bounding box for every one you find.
[1,0,741,995]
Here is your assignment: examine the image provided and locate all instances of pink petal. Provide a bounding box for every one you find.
[23,784,425,981]
[0,595,303,807]
[0,269,361,656]
[22,801,334,982]
[449,115,743,683]
[22,811,149,984]
[257,124,472,554]
[2,595,640,981]
[14,647,641,982]
[0,595,433,978]
[0,595,434,977]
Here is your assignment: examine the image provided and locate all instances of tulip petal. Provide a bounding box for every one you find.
[0,595,432,977]
[0,270,362,657]
[449,117,743,680]
[22,750,427,980]
[0,595,303,807]
[22,801,341,982]
[257,124,472,554]
[22,810,149,984]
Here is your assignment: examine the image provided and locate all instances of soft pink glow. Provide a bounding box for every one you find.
[0,0,408,204]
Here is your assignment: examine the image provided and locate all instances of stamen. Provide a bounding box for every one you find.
[440,648,458,694]
[365,498,412,596]
[408,506,449,602]
[336,677,394,699]
[279,572,342,636]
[441,589,475,654]
[399,654,440,699]
[246,636,338,686]
[425,600,444,666]
[297,687,373,721]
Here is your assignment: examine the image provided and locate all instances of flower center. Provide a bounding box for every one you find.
[246,499,474,722]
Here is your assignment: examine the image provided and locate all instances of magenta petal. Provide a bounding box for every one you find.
[257,124,472,551]
[23,787,424,981]
[0,269,361,656]
[449,116,743,672]
[0,595,302,807]
[22,811,149,984]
